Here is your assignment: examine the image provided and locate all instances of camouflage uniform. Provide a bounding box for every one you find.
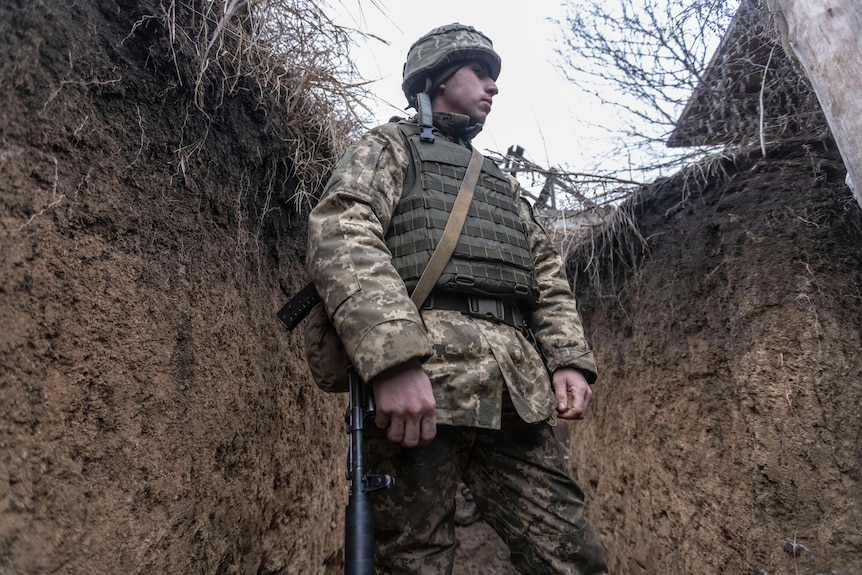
[307,112,598,427]
[307,111,608,574]
[366,398,606,574]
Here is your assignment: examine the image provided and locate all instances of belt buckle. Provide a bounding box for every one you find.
[510,305,523,328]
[468,295,504,323]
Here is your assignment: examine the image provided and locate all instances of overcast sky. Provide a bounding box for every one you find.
[327,1,623,176]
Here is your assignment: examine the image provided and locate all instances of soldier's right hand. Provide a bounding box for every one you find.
[372,359,437,447]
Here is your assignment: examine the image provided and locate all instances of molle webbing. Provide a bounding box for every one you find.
[386,123,539,302]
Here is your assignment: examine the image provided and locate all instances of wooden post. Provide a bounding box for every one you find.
[769,0,862,209]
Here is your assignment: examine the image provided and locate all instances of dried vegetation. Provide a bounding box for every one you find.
[145,0,370,209]
[669,0,830,151]
[565,0,836,299]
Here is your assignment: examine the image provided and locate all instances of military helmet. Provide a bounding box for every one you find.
[402,23,501,106]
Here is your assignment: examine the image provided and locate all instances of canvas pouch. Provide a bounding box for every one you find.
[303,301,350,392]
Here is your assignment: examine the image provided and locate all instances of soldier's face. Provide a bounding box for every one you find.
[432,60,498,124]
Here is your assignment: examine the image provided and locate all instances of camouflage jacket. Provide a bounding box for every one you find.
[306,112,597,428]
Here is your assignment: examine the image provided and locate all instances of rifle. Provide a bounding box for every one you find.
[276,285,394,575]
[344,367,394,575]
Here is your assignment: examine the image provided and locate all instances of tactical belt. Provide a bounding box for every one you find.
[420,291,526,330]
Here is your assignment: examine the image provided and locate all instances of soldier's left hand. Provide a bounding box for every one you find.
[552,368,592,420]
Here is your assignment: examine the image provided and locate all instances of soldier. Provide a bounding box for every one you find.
[307,23,608,574]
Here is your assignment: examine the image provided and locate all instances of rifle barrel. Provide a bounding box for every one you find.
[344,370,377,575]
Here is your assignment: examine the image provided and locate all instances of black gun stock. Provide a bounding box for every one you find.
[276,282,320,331]
[345,368,394,575]
[277,288,393,574]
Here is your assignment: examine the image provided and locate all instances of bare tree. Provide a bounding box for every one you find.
[554,0,739,174]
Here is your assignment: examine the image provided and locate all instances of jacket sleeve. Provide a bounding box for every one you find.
[517,194,598,384]
[306,124,433,383]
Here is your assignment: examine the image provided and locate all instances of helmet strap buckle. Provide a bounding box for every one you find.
[416,92,435,144]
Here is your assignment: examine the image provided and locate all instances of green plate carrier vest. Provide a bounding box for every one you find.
[385,122,540,303]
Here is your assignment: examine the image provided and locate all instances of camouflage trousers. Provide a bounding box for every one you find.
[365,400,608,574]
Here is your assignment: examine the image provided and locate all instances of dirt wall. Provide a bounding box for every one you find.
[1,2,346,573]
[569,144,862,575]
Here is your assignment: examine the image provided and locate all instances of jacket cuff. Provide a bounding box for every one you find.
[349,319,433,383]
[546,349,598,385]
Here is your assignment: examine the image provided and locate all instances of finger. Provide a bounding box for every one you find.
[386,417,405,444]
[552,379,569,413]
[419,413,437,445]
[401,418,421,448]
[564,386,591,420]
[375,411,390,430]
[580,385,592,412]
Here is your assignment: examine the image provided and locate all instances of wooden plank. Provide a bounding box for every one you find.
[769,0,862,209]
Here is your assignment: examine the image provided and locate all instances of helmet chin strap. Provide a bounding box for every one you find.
[416,91,435,144]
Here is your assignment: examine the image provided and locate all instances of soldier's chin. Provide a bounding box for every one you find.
[471,111,490,124]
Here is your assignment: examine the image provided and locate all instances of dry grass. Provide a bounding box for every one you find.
[488,147,644,261]
[565,145,750,302]
[573,196,647,305]
[146,0,373,210]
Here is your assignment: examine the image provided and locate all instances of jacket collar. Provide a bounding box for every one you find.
[410,112,484,144]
